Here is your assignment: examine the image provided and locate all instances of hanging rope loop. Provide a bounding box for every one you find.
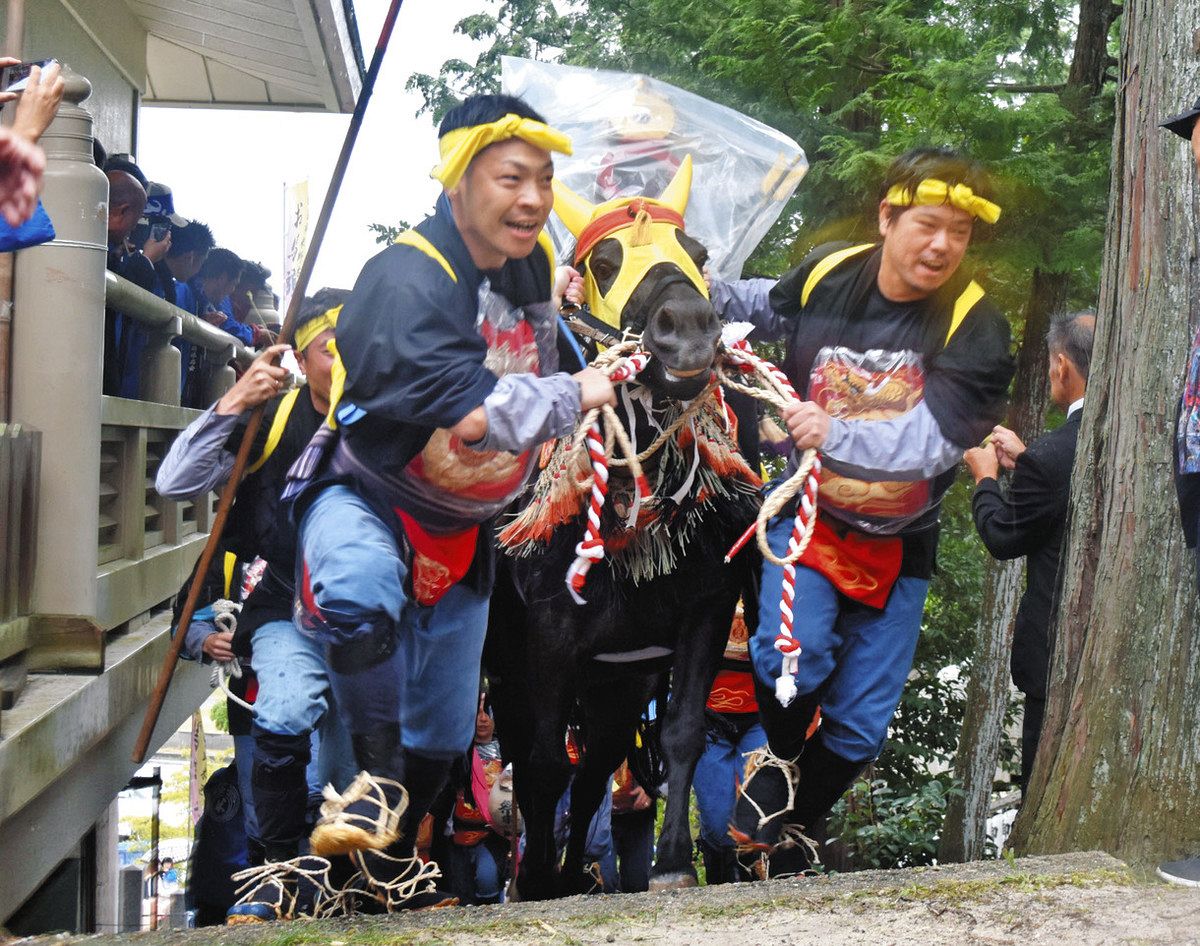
[558,331,822,707]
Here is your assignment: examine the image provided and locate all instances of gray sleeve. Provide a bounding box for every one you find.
[821,400,963,482]
[155,407,241,499]
[708,277,788,341]
[180,618,215,662]
[469,372,582,454]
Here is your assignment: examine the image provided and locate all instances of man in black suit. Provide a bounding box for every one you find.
[964,310,1094,794]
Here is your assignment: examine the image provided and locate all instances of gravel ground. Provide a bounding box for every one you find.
[16,851,1200,946]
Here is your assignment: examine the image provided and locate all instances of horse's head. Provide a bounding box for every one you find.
[554,156,719,400]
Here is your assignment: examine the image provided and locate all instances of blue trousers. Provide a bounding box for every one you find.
[252,617,356,793]
[751,513,929,763]
[447,835,508,904]
[232,735,260,842]
[694,714,767,849]
[298,484,492,759]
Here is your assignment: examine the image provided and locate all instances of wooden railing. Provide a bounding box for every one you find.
[0,424,40,710]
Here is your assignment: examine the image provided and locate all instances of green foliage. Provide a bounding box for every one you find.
[829,776,963,870]
[209,698,229,734]
[368,220,411,245]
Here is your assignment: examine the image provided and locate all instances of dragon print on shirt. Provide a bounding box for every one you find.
[809,345,932,533]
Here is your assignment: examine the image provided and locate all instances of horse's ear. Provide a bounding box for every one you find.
[552,178,595,238]
[658,154,693,216]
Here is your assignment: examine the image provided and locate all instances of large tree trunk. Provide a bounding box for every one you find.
[938,268,1064,863]
[1064,0,1121,108]
[1009,0,1200,862]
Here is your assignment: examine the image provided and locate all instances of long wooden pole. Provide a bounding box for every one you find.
[133,0,404,762]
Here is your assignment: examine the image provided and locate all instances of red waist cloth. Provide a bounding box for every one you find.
[707,669,758,713]
[394,509,478,605]
[799,516,902,610]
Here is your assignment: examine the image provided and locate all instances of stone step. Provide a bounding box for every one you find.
[53,851,1192,946]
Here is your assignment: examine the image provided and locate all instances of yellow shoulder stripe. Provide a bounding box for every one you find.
[248,387,301,474]
[801,243,875,307]
[247,384,300,473]
[394,230,457,283]
[222,550,238,599]
[947,280,984,345]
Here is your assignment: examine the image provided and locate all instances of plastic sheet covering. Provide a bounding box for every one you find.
[501,56,808,280]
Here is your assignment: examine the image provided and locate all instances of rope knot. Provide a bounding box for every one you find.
[774,634,801,655]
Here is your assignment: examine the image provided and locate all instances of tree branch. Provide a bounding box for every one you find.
[987,81,1068,93]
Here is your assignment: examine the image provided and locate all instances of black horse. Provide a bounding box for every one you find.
[485,159,762,900]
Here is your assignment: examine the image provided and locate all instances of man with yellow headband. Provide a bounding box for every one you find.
[708,147,1015,872]
[287,94,615,907]
[157,290,355,922]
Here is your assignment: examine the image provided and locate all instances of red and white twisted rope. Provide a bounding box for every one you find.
[565,349,651,605]
[719,339,823,707]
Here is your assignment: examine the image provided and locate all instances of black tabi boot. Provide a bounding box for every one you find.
[310,723,408,857]
[393,750,453,852]
[348,751,459,913]
[227,730,330,924]
[773,735,867,872]
[252,728,313,860]
[698,838,741,886]
[789,737,866,835]
[311,622,407,858]
[729,673,821,860]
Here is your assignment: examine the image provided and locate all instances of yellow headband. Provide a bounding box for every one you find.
[294,304,341,353]
[885,178,1001,224]
[431,113,572,190]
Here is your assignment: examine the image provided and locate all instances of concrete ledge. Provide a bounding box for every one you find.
[96,534,207,631]
[100,396,202,430]
[0,616,30,665]
[0,612,209,921]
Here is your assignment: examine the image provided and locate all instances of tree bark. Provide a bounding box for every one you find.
[1065,0,1122,108]
[938,268,1064,863]
[1009,0,1200,862]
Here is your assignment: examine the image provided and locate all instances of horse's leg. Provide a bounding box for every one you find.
[482,568,536,892]
[513,646,576,902]
[560,670,658,895]
[484,564,536,791]
[650,584,741,889]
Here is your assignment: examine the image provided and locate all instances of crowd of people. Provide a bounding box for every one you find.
[101,149,281,404]
[7,47,1200,923]
[0,60,283,406]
